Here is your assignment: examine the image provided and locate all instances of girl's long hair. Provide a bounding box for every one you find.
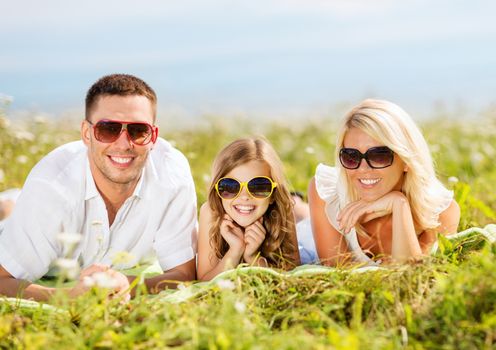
[207,137,299,269]
[335,99,452,234]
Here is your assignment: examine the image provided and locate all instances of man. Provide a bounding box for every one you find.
[0,74,197,300]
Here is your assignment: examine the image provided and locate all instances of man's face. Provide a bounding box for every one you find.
[81,95,156,191]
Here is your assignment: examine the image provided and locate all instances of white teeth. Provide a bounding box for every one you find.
[360,178,380,185]
[111,156,132,164]
[234,205,255,214]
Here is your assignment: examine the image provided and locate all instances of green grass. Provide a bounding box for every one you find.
[1,104,495,349]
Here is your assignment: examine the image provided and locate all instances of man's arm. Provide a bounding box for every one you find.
[0,264,131,302]
[0,265,55,301]
[130,258,196,295]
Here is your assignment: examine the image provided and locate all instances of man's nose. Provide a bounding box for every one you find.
[113,129,133,148]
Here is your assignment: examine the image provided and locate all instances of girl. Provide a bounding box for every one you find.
[197,137,300,280]
[309,99,460,265]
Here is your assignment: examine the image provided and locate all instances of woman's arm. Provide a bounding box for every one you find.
[337,191,422,262]
[418,199,460,253]
[196,203,245,281]
[389,193,422,261]
[308,177,349,266]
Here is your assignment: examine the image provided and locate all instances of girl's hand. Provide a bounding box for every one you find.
[219,214,245,254]
[243,218,267,264]
[337,191,407,234]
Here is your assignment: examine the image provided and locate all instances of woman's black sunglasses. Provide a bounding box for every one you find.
[339,146,394,169]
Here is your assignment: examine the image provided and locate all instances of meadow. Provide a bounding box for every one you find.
[0,102,495,349]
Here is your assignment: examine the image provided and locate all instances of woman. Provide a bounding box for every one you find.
[308,99,460,265]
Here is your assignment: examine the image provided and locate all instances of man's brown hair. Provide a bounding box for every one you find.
[85,74,157,121]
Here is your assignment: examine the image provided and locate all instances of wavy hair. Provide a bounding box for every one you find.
[207,137,299,269]
[335,99,452,233]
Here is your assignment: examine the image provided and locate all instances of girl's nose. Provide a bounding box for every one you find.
[238,184,251,199]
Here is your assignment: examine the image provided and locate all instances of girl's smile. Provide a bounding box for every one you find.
[221,160,272,228]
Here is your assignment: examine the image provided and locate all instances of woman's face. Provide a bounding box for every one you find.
[220,160,272,228]
[342,127,407,202]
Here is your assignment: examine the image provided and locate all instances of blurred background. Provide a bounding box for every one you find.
[1,0,496,123]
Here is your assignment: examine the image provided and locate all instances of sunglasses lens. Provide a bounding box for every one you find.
[247,177,273,198]
[127,123,153,145]
[367,147,394,168]
[217,178,240,199]
[93,121,154,145]
[94,121,123,143]
[339,149,361,169]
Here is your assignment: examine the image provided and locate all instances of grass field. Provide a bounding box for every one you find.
[0,103,495,349]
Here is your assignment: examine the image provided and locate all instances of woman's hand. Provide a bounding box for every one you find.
[219,214,246,255]
[337,191,407,234]
[338,191,423,262]
[243,218,267,264]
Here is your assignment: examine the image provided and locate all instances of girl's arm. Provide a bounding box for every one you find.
[418,199,460,253]
[243,219,269,267]
[308,178,349,266]
[196,203,245,281]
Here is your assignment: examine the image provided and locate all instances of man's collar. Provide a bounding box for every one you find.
[85,159,99,200]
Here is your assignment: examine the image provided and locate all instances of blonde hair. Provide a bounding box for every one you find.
[207,137,299,269]
[335,99,452,233]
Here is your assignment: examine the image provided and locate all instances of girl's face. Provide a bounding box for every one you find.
[220,160,273,228]
[342,127,407,202]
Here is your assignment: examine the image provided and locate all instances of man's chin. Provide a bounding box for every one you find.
[104,171,141,186]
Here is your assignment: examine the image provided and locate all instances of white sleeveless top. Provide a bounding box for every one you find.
[314,163,453,265]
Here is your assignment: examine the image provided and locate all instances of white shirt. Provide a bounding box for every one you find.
[0,139,197,281]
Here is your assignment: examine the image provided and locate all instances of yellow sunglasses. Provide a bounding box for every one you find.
[215,176,278,200]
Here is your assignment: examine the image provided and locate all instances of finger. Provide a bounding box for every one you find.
[220,226,238,241]
[244,230,258,242]
[231,226,245,238]
[346,202,382,231]
[342,202,369,233]
[222,219,235,231]
[107,270,130,292]
[244,231,265,248]
[222,219,242,236]
[246,221,266,235]
[338,201,364,231]
[361,209,389,223]
[245,224,266,241]
[250,220,266,232]
[244,235,258,247]
[220,221,234,239]
[80,264,110,278]
[337,200,363,224]
[346,199,392,228]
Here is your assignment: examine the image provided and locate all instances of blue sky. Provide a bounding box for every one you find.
[1,0,495,120]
